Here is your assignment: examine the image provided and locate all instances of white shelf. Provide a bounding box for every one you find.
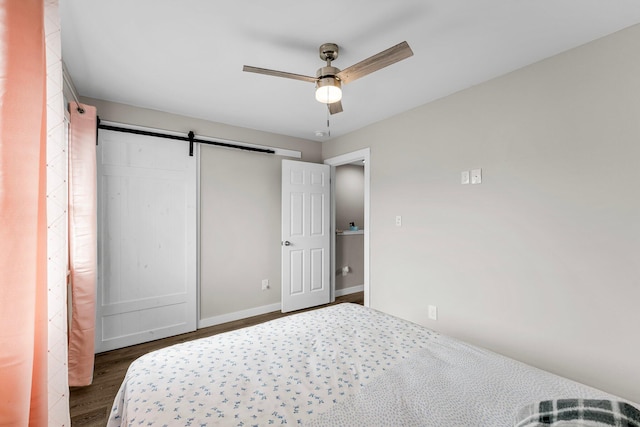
[337,230,364,235]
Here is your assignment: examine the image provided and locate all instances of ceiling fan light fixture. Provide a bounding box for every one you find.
[315,77,342,104]
[244,41,413,114]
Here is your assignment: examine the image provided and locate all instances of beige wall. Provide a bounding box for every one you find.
[322,24,640,403]
[335,164,365,230]
[84,99,322,318]
[199,146,284,317]
[335,165,365,290]
[84,98,322,161]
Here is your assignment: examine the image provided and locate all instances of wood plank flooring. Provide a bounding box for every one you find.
[70,292,364,426]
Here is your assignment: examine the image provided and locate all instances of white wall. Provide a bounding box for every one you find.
[322,24,640,403]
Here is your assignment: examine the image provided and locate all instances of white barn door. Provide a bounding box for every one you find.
[281,160,331,313]
[96,129,197,353]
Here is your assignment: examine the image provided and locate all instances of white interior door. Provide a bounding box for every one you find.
[96,129,197,352]
[281,160,331,313]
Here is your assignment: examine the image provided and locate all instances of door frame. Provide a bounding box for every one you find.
[324,148,370,307]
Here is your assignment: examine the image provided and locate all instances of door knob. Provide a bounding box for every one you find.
[282,241,291,246]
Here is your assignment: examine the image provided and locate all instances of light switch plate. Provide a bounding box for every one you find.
[471,168,482,184]
[428,305,438,320]
[461,171,470,185]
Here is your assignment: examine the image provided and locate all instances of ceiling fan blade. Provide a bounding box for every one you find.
[336,41,413,84]
[328,100,343,115]
[242,65,317,83]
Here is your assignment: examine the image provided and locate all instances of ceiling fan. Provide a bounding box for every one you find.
[243,41,413,114]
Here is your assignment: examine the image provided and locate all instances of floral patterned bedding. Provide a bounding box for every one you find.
[108,303,622,426]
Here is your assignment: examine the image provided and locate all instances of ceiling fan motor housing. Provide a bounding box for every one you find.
[316,66,340,80]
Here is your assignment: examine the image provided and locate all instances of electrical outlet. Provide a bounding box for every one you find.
[261,279,269,290]
[395,215,402,227]
[428,305,438,320]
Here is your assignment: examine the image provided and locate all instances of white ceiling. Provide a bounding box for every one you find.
[60,1,640,141]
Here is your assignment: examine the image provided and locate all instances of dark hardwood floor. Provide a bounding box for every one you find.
[70,292,364,426]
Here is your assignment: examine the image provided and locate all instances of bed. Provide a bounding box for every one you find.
[107,303,639,426]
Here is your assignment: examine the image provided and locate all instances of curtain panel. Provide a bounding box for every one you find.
[67,102,97,387]
[0,0,49,424]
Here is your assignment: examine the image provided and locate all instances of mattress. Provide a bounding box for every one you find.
[107,303,632,426]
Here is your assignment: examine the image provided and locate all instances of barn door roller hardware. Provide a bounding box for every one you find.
[97,119,276,156]
[188,131,195,157]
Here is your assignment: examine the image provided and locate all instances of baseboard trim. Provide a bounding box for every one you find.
[335,284,364,297]
[198,285,364,329]
[198,302,281,329]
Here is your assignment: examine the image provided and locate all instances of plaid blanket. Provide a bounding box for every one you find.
[515,399,640,427]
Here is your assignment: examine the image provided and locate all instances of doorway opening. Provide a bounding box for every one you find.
[324,148,370,307]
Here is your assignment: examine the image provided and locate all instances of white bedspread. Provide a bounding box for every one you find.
[108,303,620,426]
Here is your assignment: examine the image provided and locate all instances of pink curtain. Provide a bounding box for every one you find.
[0,0,49,425]
[67,102,97,386]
